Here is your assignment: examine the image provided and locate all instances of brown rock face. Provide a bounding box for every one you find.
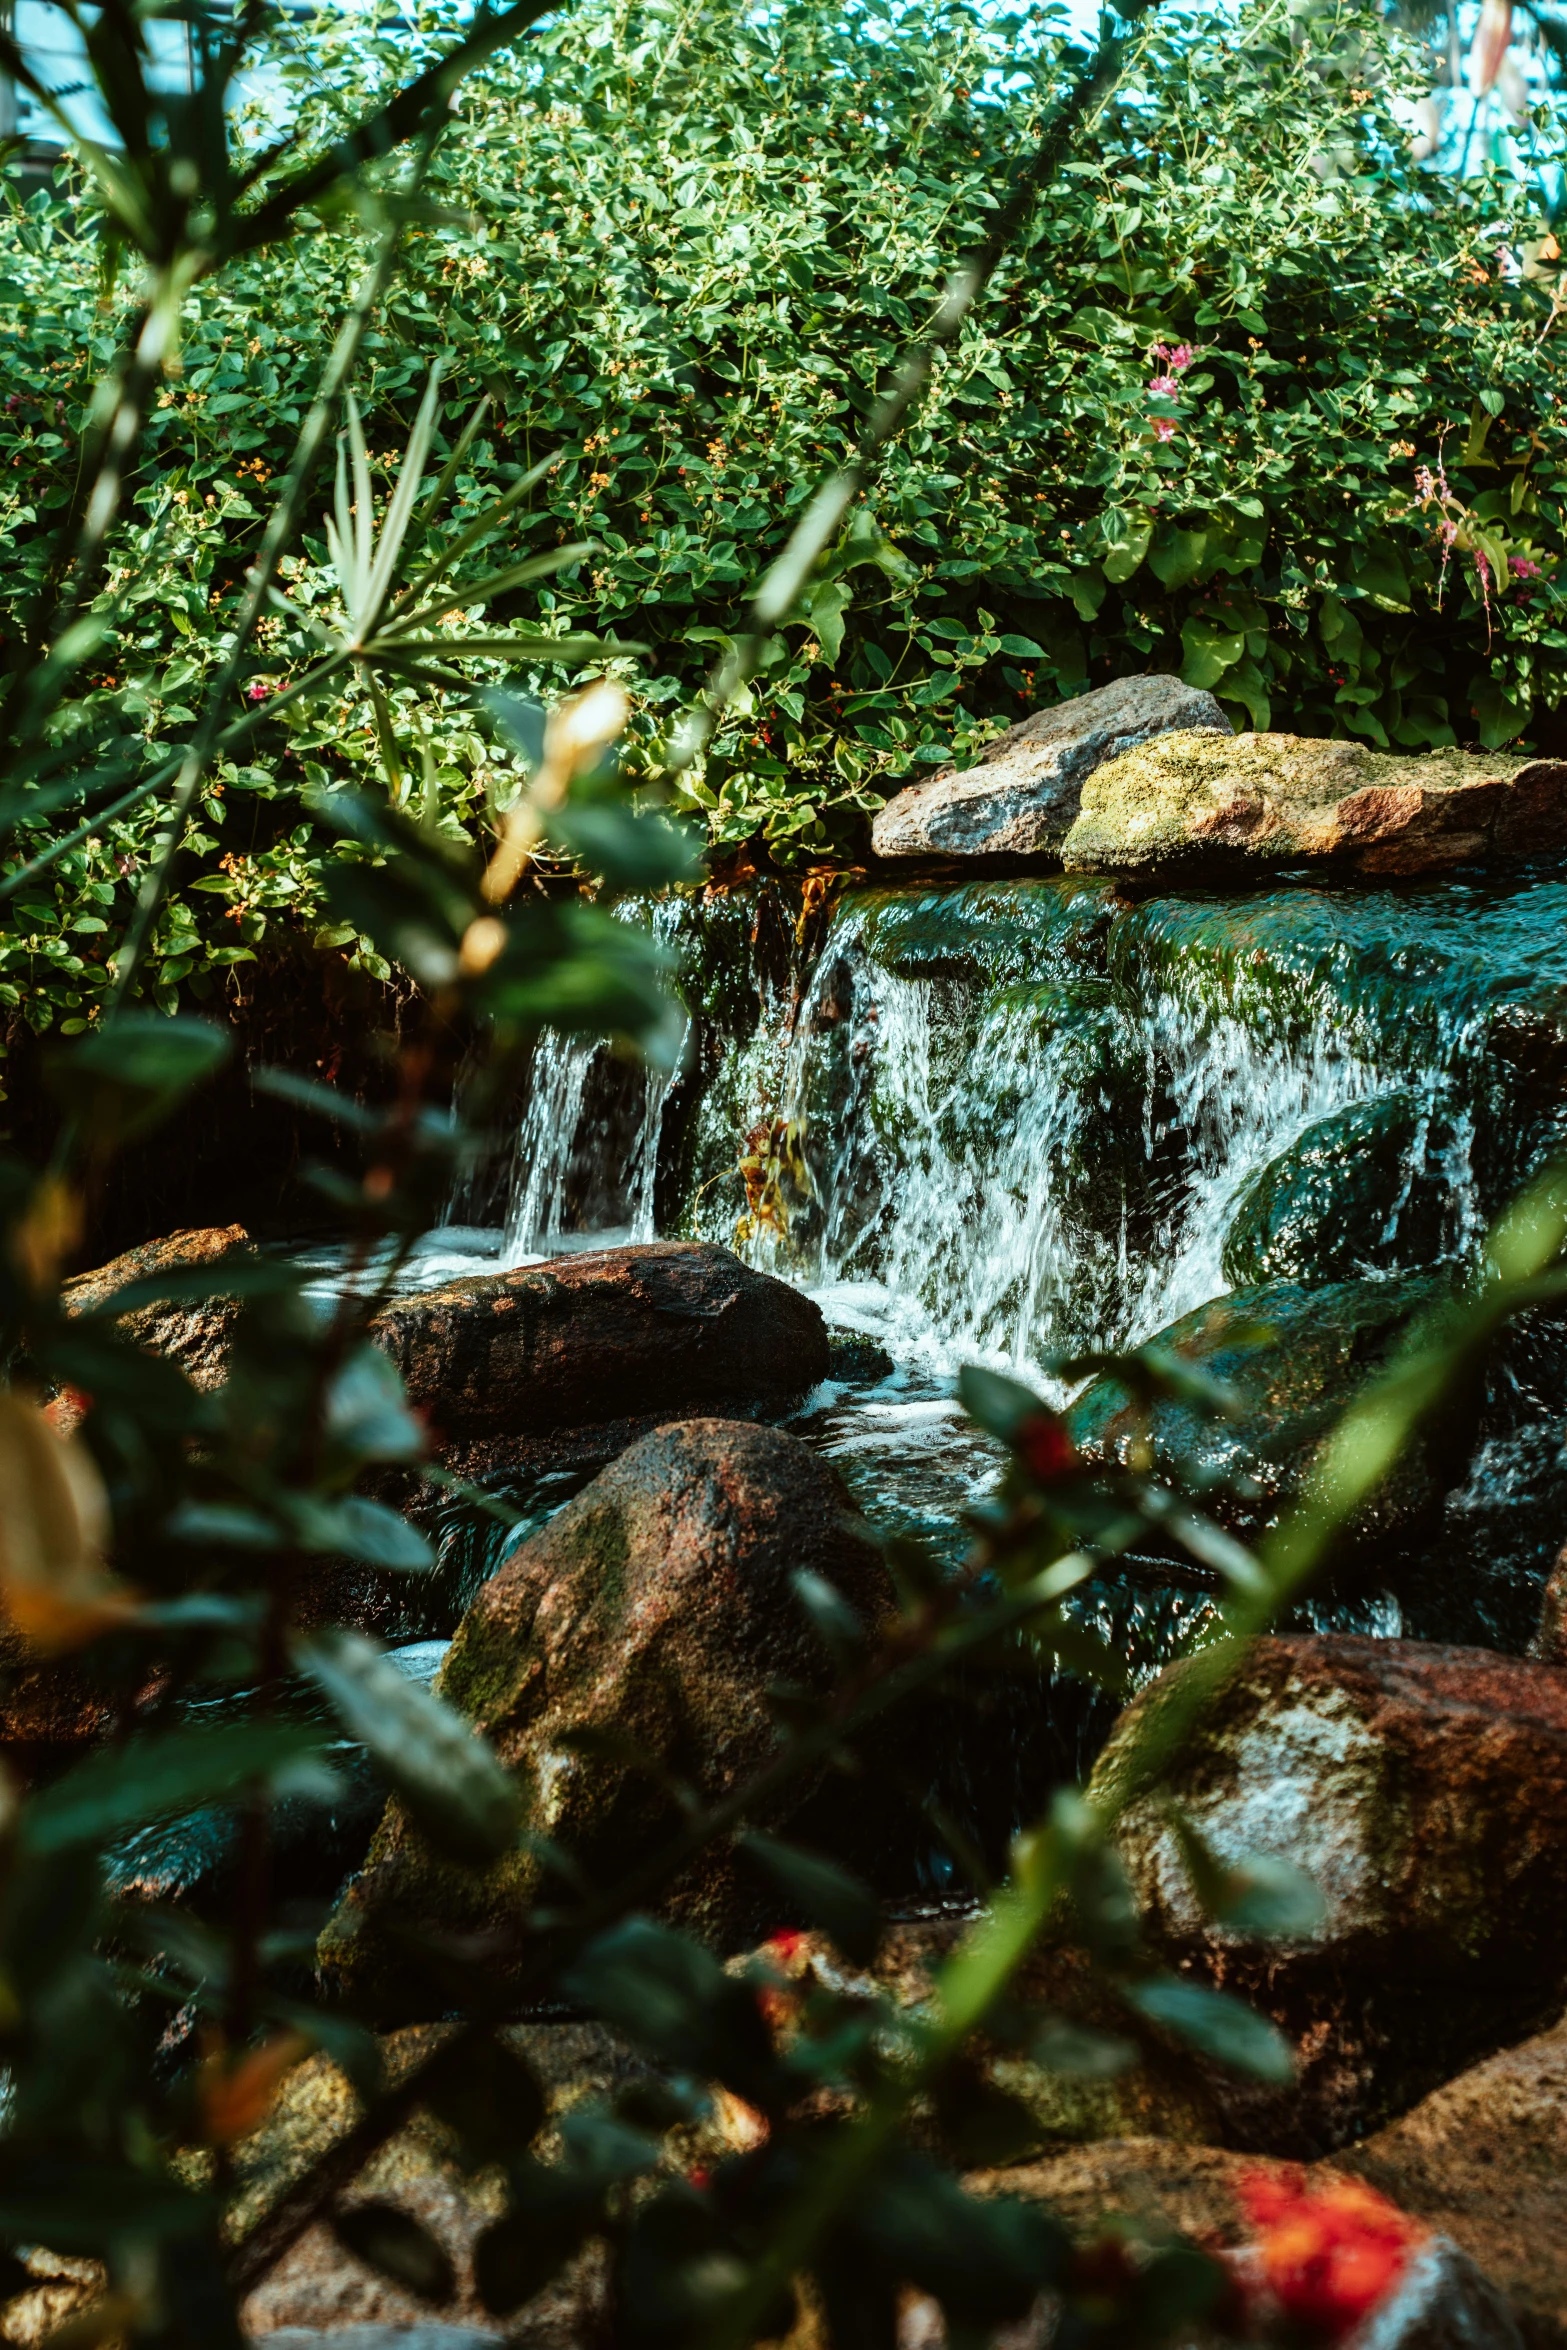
[318,1419,892,2019]
[62,1222,253,1392]
[870,674,1228,860]
[1342,2014,1567,2348]
[369,1241,828,1468]
[60,1235,827,1469]
[1062,732,1567,879]
[1089,1638,1567,2153]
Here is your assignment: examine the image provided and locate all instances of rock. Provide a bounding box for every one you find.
[62,1222,253,1392]
[1064,1275,1460,1560]
[870,675,1228,861]
[1061,732,1567,880]
[1341,2013,1567,2347]
[231,2023,644,2345]
[1089,1636,1567,2151]
[369,1241,828,1474]
[319,1420,894,2019]
[1529,1545,1567,1664]
[962,2147,1520,2349]
[1222,1094,1468,1288]
[258,2331,503,2348]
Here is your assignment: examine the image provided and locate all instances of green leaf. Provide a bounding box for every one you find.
[422,2034,548,2167]
[562,1919,778,2102]
[1166,1810,1324,1938]
[740,1834,881,1965]
[1472,674,1528,748]
[1101,509,1153,584]
[290,1495,435,1572]
[25,1721,322,1854]
[1124,1974,1294,2084]
[46,1016,231,1149]
[294,1629,520,1866]
[957,1362,1046,1442]
[332,2201,456,2304]
[1149,525,1208,592]
[1179,615,1245,690]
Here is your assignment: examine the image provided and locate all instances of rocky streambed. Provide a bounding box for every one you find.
[31,679,1567,2345]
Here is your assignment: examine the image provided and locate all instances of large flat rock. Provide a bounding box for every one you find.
[370,1240,827,1455]
[870,674,1227,859]
[1061,731,1567,878]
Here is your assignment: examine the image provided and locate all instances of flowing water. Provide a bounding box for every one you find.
[369,868,1567,1737]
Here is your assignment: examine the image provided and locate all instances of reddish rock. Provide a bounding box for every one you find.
[319,1419,892,2019]
[1089,1637,1567,2152]
[369,1240,828,1470]
[1341,2014,1567,2348]
[62,1223,253,1391]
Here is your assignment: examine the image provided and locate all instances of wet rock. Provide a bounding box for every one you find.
[1064,1276,1459,1559]
[62,1222,253,1391]
[1529,1544,1567,1664]
[1341,2012,1567,2348]
[370,1241,828,1475]
[1222,1095,1468,1288]
[1061,732,1567,880]
[319,1420,893,2019]
[1089,1636,1567,2152]
[871,675,1227,862]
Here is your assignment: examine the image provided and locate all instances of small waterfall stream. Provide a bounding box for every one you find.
[410,866,1567,1724]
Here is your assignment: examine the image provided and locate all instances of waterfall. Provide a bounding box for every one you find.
[504,1031,597,1259]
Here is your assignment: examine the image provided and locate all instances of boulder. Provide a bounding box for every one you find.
[870,675,1228,861]
[59,1235,829,1474]
[318,1420,894,2018]
[1089,1636,1567,2151]
[230,2021,651,2345]
[1064,1276,1459,1561]
[1341,2013,1567,2348]
[1061,732,1567,880]
[962,2146,1521,2350]
[369,1241,828,1472]
[62,1222,253,1392]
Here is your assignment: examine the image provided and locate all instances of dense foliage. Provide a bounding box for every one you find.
[5,0,1567,1058]
[2,0,1567,2336]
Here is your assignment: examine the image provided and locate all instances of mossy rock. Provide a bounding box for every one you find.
[1222,1093,1469,1287]
[1063,730,1567,880]
[318,1420,895,2021]
[1065,1273,1465,1558]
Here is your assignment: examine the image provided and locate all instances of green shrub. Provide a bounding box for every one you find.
[3,0,1566,1060]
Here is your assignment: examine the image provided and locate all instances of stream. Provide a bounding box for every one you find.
[302,863,1567,1730]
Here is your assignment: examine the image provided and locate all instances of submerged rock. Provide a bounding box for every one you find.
[870,674,1227,861]
[370,1241,828,1473]
[1065,1275,1458,1559]
[1342,2012,1567,2348]
[1061,732,1567,880]
[1089,1636,1567,2152]
[319,1420,893,2019]
[1222,1095,1469,1288]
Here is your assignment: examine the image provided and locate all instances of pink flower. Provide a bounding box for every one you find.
[1150,417,1178,443]
[1510,555,1542,580]
[246,680,272,704]
[1154,342,1196,374]
[1148,374,1180,398]
[1414,465,1437,500]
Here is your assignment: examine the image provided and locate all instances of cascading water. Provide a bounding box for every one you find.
[420,867,1567,1705]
